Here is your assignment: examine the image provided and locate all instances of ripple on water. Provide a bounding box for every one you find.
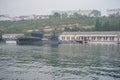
[0,44,120,80]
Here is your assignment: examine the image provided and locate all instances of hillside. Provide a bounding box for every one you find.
[0,16,120,34]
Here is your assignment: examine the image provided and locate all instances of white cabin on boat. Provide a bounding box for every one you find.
[59,32,120,44]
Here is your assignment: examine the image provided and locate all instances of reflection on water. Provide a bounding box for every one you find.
[0,44,120,80]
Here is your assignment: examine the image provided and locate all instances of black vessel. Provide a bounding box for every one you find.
[0,35,5,43]
[43,32,60,44]
[17,36,42,45]
[16,32,60,45]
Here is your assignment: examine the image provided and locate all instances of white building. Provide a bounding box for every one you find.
[59,32,120,44]
[2,33,24,44]
[2,33,24,40]
[0,15,13,21]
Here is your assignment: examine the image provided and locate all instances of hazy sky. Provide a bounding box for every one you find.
[0,0,120,16]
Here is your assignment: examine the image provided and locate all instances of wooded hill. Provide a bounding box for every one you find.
[0,15,120,34]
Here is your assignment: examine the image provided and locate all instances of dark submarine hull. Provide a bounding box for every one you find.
[16,37,60,45]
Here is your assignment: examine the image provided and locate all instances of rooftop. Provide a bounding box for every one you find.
[61,31,120,35]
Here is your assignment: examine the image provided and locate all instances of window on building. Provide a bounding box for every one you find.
[112,37,114,41]
[109,37,111,41]
[66,36,70,40]
[97,37,102,41]
[79,37,80,40]
[87,37,89,40]
[94,37,96,40]
[100,37,102,41]
[84,37,87,41]
[62,36,65,41]
[106,37,108,40]
[76,37,80,40]
[81,37,83,40]
[71,37,75,40]
[103,37,106,41]
[91,37,94,40]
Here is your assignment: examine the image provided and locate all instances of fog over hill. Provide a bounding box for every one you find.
[0,0,120,16]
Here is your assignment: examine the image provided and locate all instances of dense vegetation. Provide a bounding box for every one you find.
[95,16,120,31]
[0,14,120,34]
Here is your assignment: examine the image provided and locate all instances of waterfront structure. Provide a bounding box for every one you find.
[59,32,120,43]
[2,33,24,40]
[2,33,24,44]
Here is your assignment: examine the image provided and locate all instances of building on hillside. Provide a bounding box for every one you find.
[52,10,77,17]
[13,15,50,21]
[43,26,53,32]
[14,16,30,20]
[107,9,120,16]
[78,10,101,17]
[0,14,12,21]
[52,9,101,17]
[32,15,50,19]
[59,32,120,44]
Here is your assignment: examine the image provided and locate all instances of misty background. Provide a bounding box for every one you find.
[0,0,120,16]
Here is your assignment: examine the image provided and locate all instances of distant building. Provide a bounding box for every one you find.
[32,15,50,19]
[0,14,12,21]
[39,15,50,19]
[13,15,50,21]
[52,10,77,17]
[13,16,30,20]
[107,9,120,16]
[59,32,120,43]
[78,10,101,17]
[52,9,101,17]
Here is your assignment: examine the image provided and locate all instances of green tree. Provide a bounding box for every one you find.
[103,21,110,31]
[95,18,101,31]
[52,12,61,18]
[61,13,68,18]
[71,27,80,31]
[64,27,71,31]
[90,10,101,17]
[73,12,81,18]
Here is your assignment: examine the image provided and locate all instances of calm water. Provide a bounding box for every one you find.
[0,43,120,80]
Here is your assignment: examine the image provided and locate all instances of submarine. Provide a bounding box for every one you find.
[16,32,60,45]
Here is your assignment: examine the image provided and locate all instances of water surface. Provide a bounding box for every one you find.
[0,43,120,80]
